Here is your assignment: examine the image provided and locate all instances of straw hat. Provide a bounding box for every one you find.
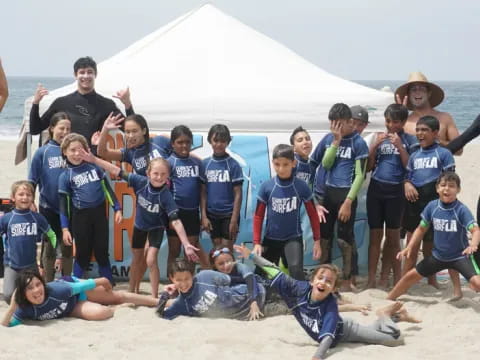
[395,72,444,110]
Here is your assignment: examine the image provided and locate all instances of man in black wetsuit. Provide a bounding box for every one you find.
[29,56,134,144]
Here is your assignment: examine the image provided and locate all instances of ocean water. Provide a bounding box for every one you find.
[1,77,479,138]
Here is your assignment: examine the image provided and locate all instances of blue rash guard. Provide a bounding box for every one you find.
[121,135,172,175]
[320,132,369,188]
[0,209,51,269]
[126,173,179,231]
[161,270,264,320]
[257,176,314,241]
[293,153,316,188]
[10,278,96,326]
[421,199,477,261]
[310,135,330,198]
[371,131,418,185]
[406,143,455,187]
[167,153,203,210]
[226,263,259,304]
[28,140,66,213]
[201,153,244,215]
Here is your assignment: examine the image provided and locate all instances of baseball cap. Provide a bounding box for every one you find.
[350,105,369,123]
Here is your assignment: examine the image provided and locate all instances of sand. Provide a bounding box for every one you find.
[1,139,480,360]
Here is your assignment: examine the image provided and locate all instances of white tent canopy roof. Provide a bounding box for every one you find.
[32,3,392,132]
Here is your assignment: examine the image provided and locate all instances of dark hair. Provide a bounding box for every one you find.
[272,144,294,160]
[384,104,408,122]
[73,56,97,75]
[417,115,440,131]
[437,171,461,188]
[311,264,341,289]
[168,259,195,277]
[207,124,232,144]
[171,125,193,144]
[209,246,235,268]
[14,268,47,307]
[289,126,308,145]
[48,112,71,140]
[328,103,352,121]
[124,114,152,167]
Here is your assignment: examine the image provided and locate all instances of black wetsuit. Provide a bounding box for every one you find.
[29,90,134,144]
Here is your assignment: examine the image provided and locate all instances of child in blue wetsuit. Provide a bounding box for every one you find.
[234,244,410,359]
[313,103,369,290]
[402,115,459,293]
[389,172,480,300]
[59,133,122,284]
[97,113,171,175]
[81,152,200,297]
[366,104,418,288]
[29,111,73,281]
[1,181,56,304]
[1,268,158,326]
[290,126,316,188]
[201,124,243,251]
[253,144,321,281]
[156,259,265,320]
[167,125,209,270]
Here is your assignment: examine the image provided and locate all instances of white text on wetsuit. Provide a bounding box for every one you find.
[176,165,199,178]
[38,302,68,320]
[433,219,457,232]
[300,313,319,333]
[413,157,438,169]
[72,170,100,187]
[48,156,66,169]
[272,197,298,214]
[133,150,162,170]
[137,195,159,213]
[379,143,401,155]
[296,172,311,183]
[192,290,217,313]
[336,146,352,159]
[11,223,37,237]
[206,170,230,183]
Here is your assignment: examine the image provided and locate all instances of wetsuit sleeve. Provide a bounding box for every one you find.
[118,170,130,182]
[45,228,59,255]
[59,193,70,229]
[253,201,266,245]
[346,158,366,201]
[161,293,190,320]
[101,178,121,212]
[28,149,43,186]
[313,336,334,359]
[321,145,338,170]
[67,279,96,295]
[29,101,58,135]
[244,274,258,304]
[305,199,321,241]
[420,201,434,226]
[446,114,480,154]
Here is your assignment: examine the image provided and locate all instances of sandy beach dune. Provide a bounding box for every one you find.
[1,139,480,360]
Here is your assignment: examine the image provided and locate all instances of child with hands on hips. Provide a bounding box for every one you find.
[235,244,417,360]
[2,268,159,327]
[1,181,57,304]
[210,246,263,320]
[79,149,199,297]
[59,133,122,285]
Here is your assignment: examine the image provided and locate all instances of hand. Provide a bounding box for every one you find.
[330,120,343,142]
[163,283,178,296]
[338,199,352,222]
[54,259,62,273]
[312,240,322,260]
[388,132,403,149]
[229,219,239,241]
[201,217,213,233]
[404,182,419,202]
[374,132,388,147]
[9,289,18,308]
[234,243,252,259]
[62,229,73,246]
[315,204,329,223]
[395,93,408,107]
[462,244,478,255]
[39,266,46,279]
[356,303,372,315]
[114,210,123,224]
[113,87,132,108]
[33,83,49,104]
[247,301,264,321]
[184,243,200,262]
[253,244,262,256]
[30,202,38,212]
[90,131,101,146]
[78,147,96,163]
[396,247,411,260]
[102,112,124,132]
[97,277,113,291]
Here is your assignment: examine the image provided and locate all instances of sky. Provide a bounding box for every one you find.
[1,0,479,80]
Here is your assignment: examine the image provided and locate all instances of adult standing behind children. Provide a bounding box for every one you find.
[29,57,134,145]
[0,57,8,112]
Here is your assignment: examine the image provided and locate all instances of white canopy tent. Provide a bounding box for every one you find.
[23,3,392,136]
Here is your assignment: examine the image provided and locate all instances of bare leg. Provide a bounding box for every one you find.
[422,242,439,289]
[129,249,145,293]
[86,286,158,307]
[401,232,419,276]
[448,269,463,301]
[367,228,384,288]
[146,247,160,297]
[376,301,403,318]
[167,235,182,275]
[468,275,480,292]
[385,228,402,286]
[220,238,234,252]
[70,300,114,321]
[393,307,422,323]
[387,268,423,300]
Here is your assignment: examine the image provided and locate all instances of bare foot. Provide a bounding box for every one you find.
[365,280,376,289]
[376,301,403,318]
[427,277,440,289]
[392,307,422,323]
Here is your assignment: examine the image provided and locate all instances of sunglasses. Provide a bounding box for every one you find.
[211,247,231,259]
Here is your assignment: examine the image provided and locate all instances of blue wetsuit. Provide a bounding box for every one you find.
[121,136,172,175]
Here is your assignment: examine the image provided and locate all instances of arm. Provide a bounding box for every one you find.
[305,199,321,260]
[229,184,242,241]
[112,87,134,114]
[253,201,266,255]
[58,192,73,246]
[446,114,480,154]
[200,183,212,232]
[391,133,410,168]
[97,113,124,161]
[463,225,480,255]
[0,58,8,112]
[397,222,428,259]
[443,113,462,155]
[366,133,386,172]
[29,84,54,135]
[170,218,199,262]
[321,145,338,170]
[312,336,334,360]
[100,178,122,224]
[1,294,18,327]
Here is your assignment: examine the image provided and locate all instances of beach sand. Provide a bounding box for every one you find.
[1,139,480,360]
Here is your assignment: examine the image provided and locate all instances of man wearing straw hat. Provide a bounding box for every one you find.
[395,72,460,151]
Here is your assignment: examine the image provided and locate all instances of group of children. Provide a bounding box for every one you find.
[2,94,480,359]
